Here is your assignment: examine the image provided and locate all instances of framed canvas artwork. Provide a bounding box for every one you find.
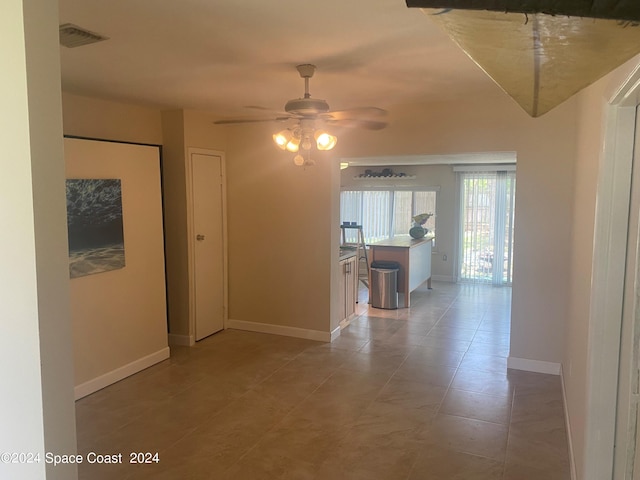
[66,178,125,278]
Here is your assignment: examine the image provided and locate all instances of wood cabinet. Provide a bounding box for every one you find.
[338,254,358,327]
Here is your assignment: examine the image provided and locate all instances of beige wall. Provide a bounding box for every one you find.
[183,109,228,150]
[201,92,579,362]
[62,98,343,337]
[65,138,168,388]
[341,164,458,281]
[61,96,170,390]
[164,111,342,335]
[61,91,580,363]
[2,2,77,478]
[337,94,578,364]
[62,93,163,145]
[564,77,606,480]
[61,88,580,370]
[156,109,228,339]
[224,122,338,333]
[60,54,640,480]
[160,110,189,336]
[162,109,228,338]
[563,54,640,480]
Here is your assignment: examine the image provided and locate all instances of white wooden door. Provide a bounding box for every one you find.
[191,152,225,341]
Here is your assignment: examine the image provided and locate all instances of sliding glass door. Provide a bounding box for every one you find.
[458,170,516,285]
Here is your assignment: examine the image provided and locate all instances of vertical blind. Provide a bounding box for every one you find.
[340,189,437,244]
[458,171,516,285]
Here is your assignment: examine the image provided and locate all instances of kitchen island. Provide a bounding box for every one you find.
[368,236,434,308]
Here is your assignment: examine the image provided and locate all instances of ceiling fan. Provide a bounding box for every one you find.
[214,64,388,166]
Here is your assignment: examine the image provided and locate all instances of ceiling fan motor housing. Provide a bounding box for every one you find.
[285,97,331,115]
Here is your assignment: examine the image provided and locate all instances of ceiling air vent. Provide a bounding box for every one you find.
[59,23,108,48]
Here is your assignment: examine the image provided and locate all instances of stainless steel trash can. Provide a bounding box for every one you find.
[370,261,399,309]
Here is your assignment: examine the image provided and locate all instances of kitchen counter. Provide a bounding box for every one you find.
[368,235,435,249]
[339,247,358,261]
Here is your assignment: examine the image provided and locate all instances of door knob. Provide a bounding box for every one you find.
[196,234,205,241]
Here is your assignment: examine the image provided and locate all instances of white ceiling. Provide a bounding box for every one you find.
[58,0,504,121]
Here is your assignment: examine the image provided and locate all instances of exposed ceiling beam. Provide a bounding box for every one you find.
[405,0,640,22]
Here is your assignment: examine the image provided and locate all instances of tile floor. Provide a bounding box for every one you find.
[75,282,571,479]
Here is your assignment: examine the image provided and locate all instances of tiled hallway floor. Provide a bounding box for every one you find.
[76,282,571,479]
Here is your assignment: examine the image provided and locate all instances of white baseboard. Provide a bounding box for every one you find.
[507,356,561,375]
[431,275,455,283]
[560,365,578,480]
[330,326,341,342]
[74,347,170,400]
[227,318,332,342]
[168,333,195,347]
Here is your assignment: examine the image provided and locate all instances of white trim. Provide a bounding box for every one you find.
[452,164,516,172]
[168,333,195,347]
[561,366,578,480]
[583,65,640,480]
[340,185,441,192]
[74,347,170,400]
[330,326,341,342]
[227,318,332,342]
[341,151,517,167]
[507,356,561,375]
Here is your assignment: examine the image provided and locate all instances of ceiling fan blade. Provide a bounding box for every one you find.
[327,118,388,130]
[244,105,274,111]
[326,107,388,121]
[213,116,291,125]
[244,105,290,116]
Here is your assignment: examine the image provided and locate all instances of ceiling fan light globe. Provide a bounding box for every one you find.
[285,136,300,153]
[315,132,337,150]
[273,130,292,150]
[293,154,305,166]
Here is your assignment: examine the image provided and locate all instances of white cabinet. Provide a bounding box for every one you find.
[338,255,358,327]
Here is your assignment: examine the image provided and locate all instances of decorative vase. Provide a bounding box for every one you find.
[409,225,427,239]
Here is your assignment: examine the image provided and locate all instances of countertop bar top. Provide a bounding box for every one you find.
[339,248,357,261]
[368,235,435,248]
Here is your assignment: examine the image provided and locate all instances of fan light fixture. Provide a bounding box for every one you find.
[215,64,388,167]
[273,125,337,165]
